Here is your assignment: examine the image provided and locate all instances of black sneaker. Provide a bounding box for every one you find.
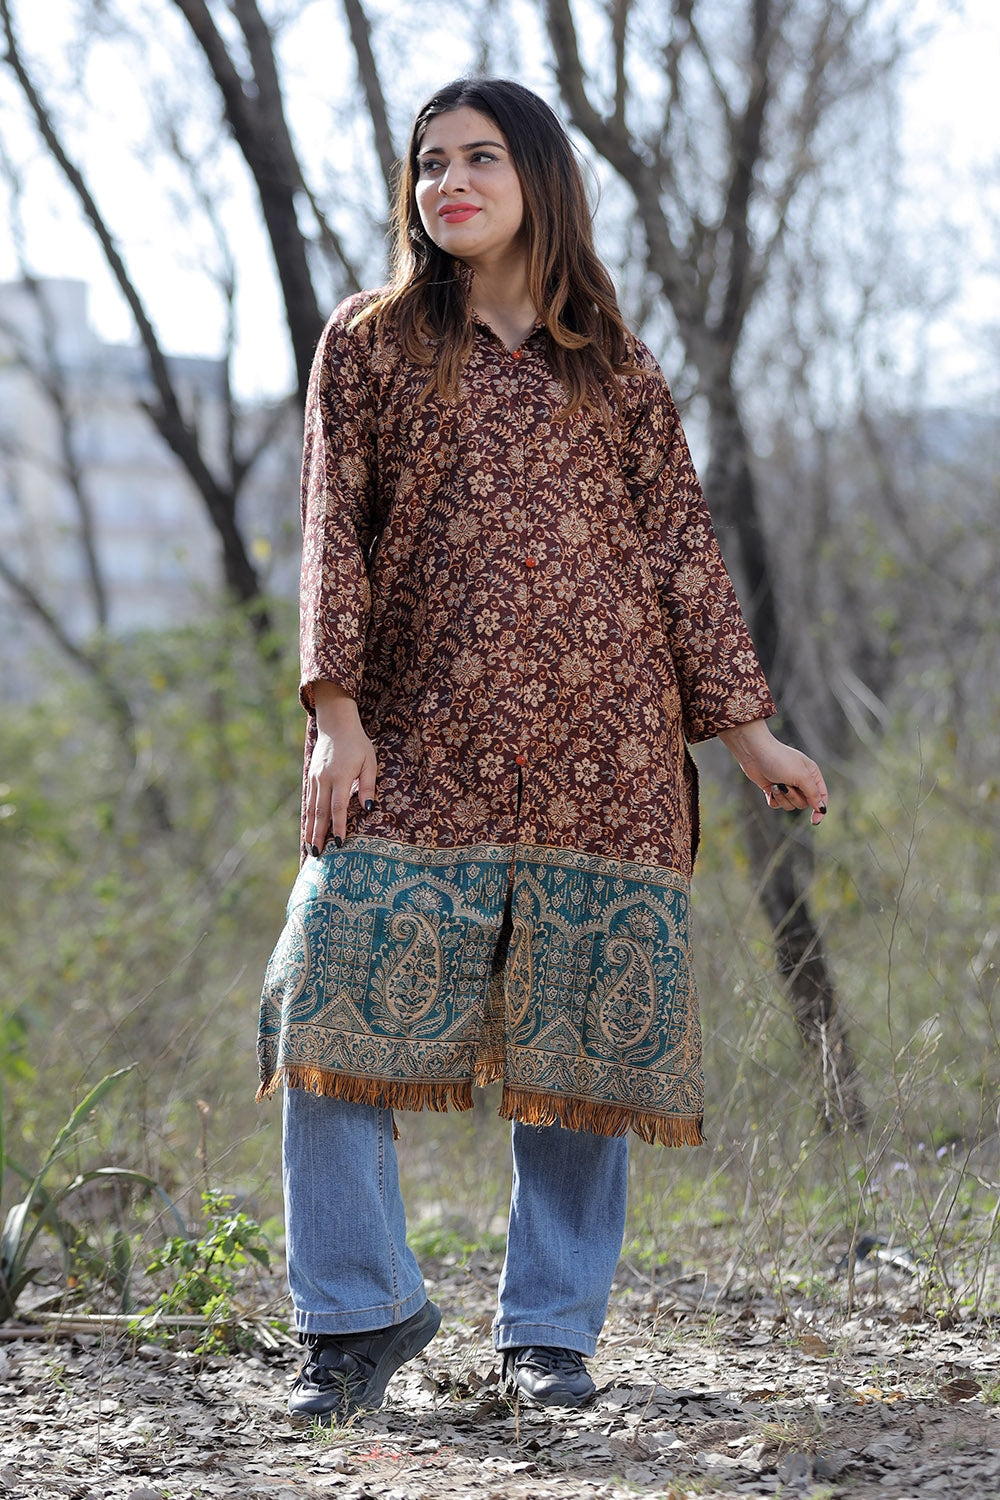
[288,1300,441,1424]
[501,1344,596,1407]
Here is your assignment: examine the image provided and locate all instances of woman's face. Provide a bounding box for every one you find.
[414,106,526,269]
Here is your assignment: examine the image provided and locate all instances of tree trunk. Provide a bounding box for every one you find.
[705,384,867,1131]
[543,0,870,1130]
[173,0,325,408]
[739,781,866,1131]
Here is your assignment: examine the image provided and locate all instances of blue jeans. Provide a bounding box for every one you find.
[282,1088,628,1356]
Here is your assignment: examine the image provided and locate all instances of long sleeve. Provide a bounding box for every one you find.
[298,301,380,711]
[621,349,776,743]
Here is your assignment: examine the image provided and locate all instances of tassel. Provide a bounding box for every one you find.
[257,1068,703,1146]
[257,1064,474,1115]
[498,1086,704,1147]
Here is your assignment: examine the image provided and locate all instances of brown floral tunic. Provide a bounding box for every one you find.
[258,281,776,1144]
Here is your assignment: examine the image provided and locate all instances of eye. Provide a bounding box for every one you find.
[470,151,498,164]
[418,158,444,176]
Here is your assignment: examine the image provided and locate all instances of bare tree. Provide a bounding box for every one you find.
[0,0,409,629]
[0,0,276,615]
[169,0,326,409]
[2,0,973,1128]
[540,0,912,1129]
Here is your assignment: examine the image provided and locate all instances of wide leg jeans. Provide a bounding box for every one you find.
[282,1088,629,1356]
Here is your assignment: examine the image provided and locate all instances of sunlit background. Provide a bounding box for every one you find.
[0,0,997,1322]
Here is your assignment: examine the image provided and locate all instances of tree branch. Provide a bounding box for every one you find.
[0,145,110,630]
[714,0,775,356]
[300,179,362,295]
[0,0,263,608]
[685,4,737,138]
[611,0,629,132]
[545,0,712,365]
[26,281,109,629]
[340,0,396,205]
[754,0,901,296]
[154,94,243,498]
[172,0,323,408]
[0,551,141,751]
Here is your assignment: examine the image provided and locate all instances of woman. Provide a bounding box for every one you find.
[258,77,827,1422]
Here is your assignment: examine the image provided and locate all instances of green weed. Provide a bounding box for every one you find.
[0,1064,175,1320]
[138,1187,274,1353]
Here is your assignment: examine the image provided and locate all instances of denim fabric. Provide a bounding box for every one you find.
[282,1089,628,1351]
[282,1089,426,1334]
[493,1120,628,1357]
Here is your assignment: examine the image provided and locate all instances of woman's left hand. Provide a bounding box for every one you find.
[718,719,828,826]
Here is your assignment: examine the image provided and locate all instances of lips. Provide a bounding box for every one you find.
[438,204,481,223]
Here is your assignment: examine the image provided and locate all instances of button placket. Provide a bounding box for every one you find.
[501,339,535,815]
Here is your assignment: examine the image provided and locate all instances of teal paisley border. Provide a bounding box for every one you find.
[257,836,703,1142]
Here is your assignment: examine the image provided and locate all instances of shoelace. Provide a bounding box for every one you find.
[300,1335,378,1391]
[514,1345,585,1372]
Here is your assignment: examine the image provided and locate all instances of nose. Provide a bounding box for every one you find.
[438,159,469,194]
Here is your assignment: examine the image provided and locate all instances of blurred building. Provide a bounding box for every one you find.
[0,277,300,698]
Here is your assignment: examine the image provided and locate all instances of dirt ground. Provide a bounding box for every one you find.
[2,1254,999,1500]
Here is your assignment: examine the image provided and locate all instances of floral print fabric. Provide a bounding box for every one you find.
[296,289,775,873]
[259,281,776,1141]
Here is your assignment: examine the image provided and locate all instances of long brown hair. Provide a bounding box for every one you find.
[352,78,635,415]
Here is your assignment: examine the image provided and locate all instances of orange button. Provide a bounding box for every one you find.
[524,555,537,568]
[515,753,528,766]
[510,349,523,359]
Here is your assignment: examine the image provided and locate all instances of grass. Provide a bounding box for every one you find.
[1,622,998,1322]
[408,1221,509,1263]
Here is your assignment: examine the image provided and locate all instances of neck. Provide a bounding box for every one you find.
[464,253,537,351]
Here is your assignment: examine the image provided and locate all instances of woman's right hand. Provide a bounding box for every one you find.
[305,681,378,853]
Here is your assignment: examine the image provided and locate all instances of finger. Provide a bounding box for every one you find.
[778,760,828,822]
[804,764,829,823]
[357,748,378,814]
[305,781,332,854]
[329,781,353,846]
[790,777,828,825]
[766,781,811,816]
[304,778,320,854]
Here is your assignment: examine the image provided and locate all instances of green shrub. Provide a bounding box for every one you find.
[139,1188,274,1353]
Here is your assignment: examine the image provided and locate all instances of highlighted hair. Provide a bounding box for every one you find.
[352,78,636,416]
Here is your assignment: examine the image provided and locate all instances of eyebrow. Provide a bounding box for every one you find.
[417,139,508,157]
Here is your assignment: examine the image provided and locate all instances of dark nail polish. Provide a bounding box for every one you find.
[819,803,827,815]
[364,799,375,814]
[309,844,320,858]
[776,783,789,793]
[333,835,343,849]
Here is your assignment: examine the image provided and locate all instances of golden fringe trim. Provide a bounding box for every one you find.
[257,1068,703,1147]
[256,1066,474,1115]
[499,1086,705,1147]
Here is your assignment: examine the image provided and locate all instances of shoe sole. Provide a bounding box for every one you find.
[291,1300,442,1427]
[501,1353,596,1409]
[508,1379,596,1409]
[364,1299,442,1409]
